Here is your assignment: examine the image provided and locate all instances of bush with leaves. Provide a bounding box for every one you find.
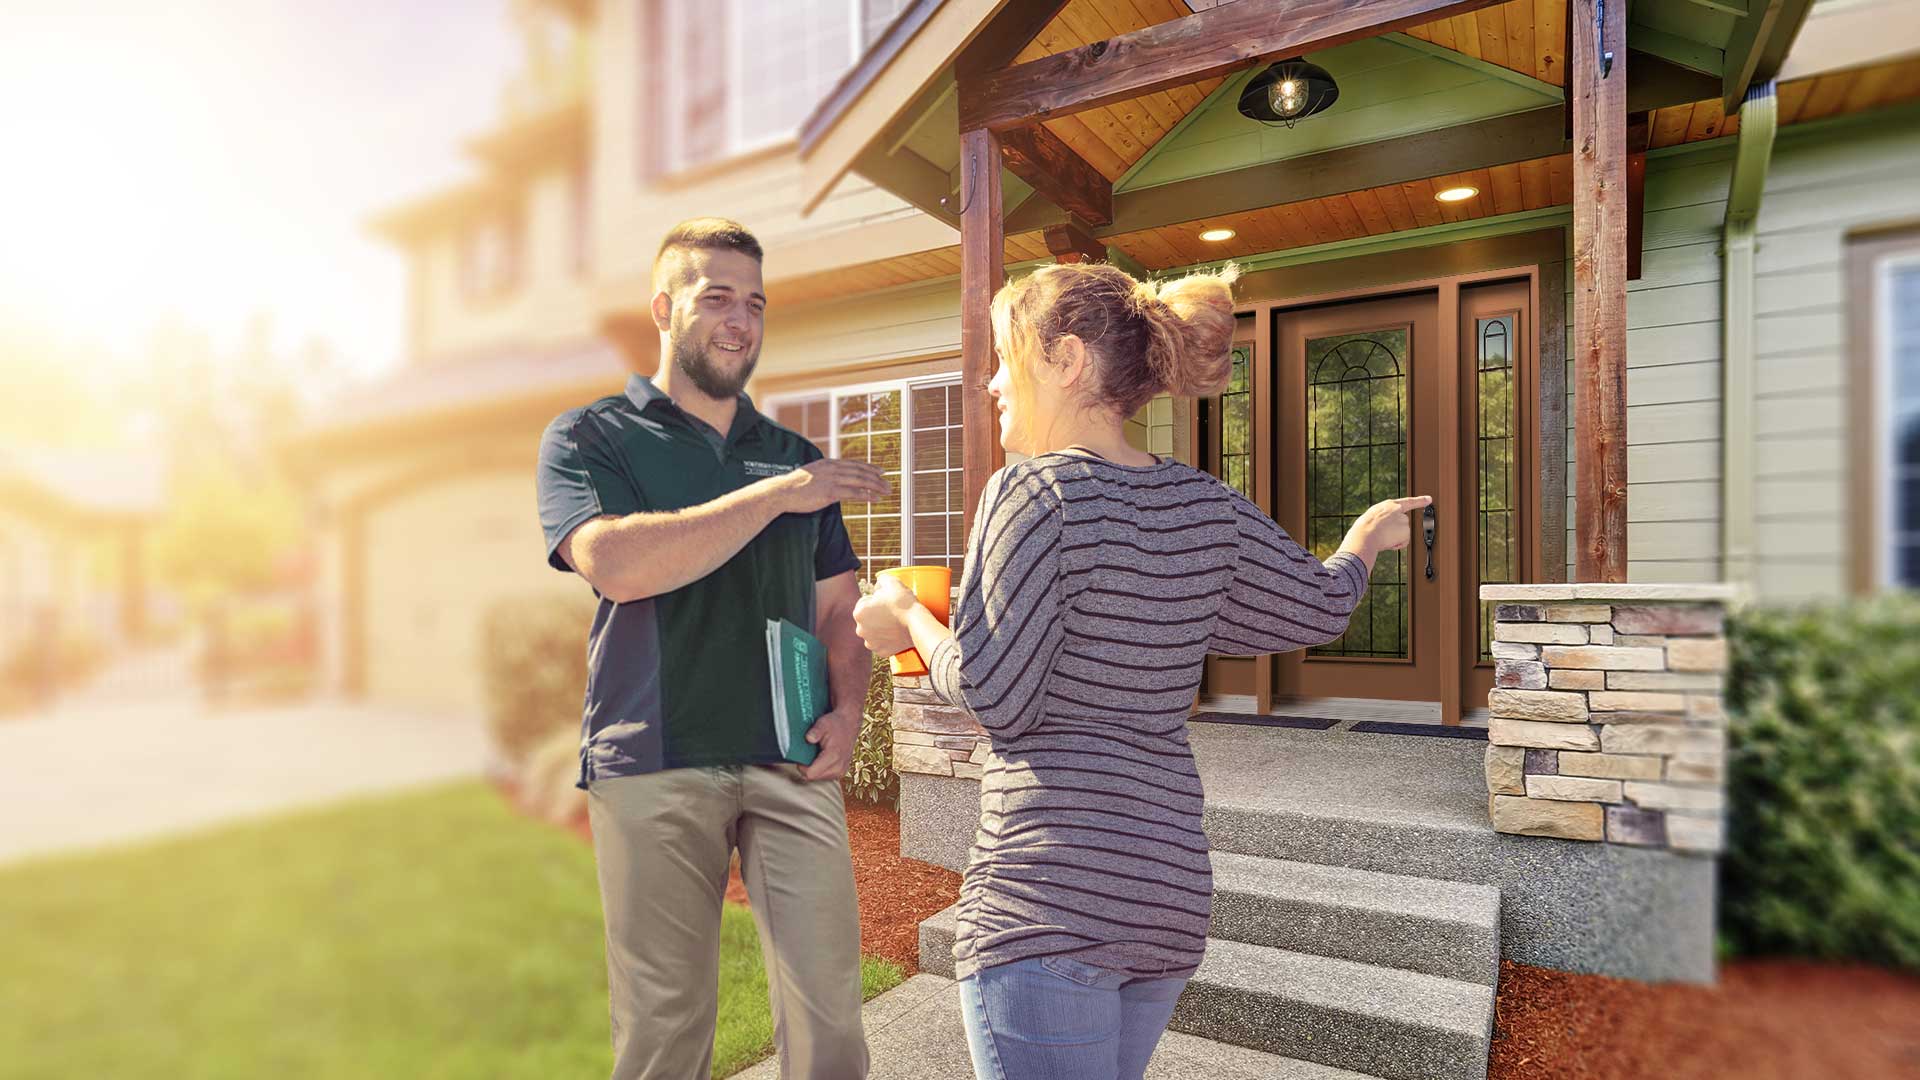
[480,593,595,767]
[1722,594,1920,970]
[845,651,899,806]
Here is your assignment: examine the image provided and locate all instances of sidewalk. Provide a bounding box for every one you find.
[0,686,491,867]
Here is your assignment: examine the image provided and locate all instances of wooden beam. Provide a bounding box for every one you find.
[1000,125,1114,227]
[1721,0,1813,110]
[1625,49,1724,113]
[959,127,1006,541]
[1005,106,1570,237]
[1572,0,1629,582]
[956,0,1073,78]
[1627,24,1724,77]
[957,0,1501,133]
[1627,111,1648,281]
[854,147,961,228]
[1044,217,1107,263]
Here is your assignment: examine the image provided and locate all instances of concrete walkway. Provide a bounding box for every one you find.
[732,974,1371,1079]
[0,683,492,867]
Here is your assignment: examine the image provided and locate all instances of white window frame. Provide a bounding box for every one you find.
[765,371,965,575]
[1874,251,1920,589]
[724,0,863,158]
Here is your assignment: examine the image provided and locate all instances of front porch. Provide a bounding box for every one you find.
[887,719,1710,1078]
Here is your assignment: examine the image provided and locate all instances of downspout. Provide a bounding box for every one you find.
[1721,81,1778,586]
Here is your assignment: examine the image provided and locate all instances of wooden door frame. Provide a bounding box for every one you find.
[1458,278,1542,710]
[1215,233,1561,722]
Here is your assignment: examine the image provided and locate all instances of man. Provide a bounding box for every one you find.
[536,218,886,1079]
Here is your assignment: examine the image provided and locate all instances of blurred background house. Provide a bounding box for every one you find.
[284,0,1920,726]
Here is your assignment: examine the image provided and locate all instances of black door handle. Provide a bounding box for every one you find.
[1422,505,1437,581]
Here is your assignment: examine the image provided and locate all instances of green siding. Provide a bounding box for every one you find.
[1563,110,1920,598]
[1565,145,1733,584]
[1119,35,1560,193]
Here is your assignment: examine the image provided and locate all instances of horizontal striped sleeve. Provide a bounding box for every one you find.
[928,465,1063,739]
[1206,493,1369,656]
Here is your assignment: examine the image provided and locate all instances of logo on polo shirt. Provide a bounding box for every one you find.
[742,460,796,478]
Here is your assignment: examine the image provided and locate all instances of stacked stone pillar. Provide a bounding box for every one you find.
[1479,584,1738,854]
[891,674,991,780]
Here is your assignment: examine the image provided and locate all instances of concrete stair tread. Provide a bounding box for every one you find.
[730,973,1393,1080]
[1211,850,1499,928]
[1208,850,1501,985]
[1189,937,1495,1044]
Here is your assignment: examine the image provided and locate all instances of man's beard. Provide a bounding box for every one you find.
[671,329,759,400]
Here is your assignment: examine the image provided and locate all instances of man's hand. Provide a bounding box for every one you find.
[775,459,890,514]
[798,706,861,782]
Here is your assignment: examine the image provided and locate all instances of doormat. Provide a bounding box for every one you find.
[1189,712,1340,730]
[1349,721,1487,740]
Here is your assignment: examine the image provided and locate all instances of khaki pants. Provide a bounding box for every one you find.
[588,764,869,1080]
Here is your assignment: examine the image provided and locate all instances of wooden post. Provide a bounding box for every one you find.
[1571,0,1629,582]
[960,127,1005,542]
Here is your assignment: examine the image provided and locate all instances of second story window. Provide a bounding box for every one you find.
[642,0,909,178]
[460,213,523,302]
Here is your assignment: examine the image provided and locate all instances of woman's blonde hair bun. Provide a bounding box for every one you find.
[1141,264,1240,399]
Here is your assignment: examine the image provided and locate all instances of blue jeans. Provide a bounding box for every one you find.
[957,955,1189,1080]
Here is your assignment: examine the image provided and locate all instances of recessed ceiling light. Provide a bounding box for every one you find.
[1199,227,1236,242]
[1435,185,1479,203]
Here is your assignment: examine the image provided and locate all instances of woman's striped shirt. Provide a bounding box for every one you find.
[927,451,1369,981]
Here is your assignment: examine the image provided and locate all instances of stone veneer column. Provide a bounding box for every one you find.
[889,587,990,781]
[891,675,991,779]
[1479,584,1738,854]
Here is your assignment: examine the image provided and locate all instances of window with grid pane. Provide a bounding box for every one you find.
[770,377,962,583]
[910,383,967,575]
[1197,346,1252,498]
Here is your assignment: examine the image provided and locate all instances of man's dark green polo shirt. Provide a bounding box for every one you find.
[536,374,860,787]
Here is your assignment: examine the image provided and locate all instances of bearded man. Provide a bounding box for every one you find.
[536,218,885,1080]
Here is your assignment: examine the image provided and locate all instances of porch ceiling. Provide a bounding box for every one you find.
[1401,0,1566,85]
[1015,0,1228,182]
[1106,152,1573,270]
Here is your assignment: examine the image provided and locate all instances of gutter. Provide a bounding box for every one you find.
[1721,80,1779,585]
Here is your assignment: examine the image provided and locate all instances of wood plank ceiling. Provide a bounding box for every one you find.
[771,17,1920,304]
[1107,153,1573,270]
[1015,0,1229,181]
[1401,0,1567,86]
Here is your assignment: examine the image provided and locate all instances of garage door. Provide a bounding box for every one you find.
[361,469,584,714]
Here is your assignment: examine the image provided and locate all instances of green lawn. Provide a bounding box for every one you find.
[0,781,901,1079]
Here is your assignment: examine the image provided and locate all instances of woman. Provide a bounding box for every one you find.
[852,262,1428,1080]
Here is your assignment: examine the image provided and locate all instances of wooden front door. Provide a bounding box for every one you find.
[1273,294,1447,703]
[1197,273,1541,719]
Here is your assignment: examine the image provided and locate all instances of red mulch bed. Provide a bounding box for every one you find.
[559,790,1920,1076]
[1489,957,1920,1080]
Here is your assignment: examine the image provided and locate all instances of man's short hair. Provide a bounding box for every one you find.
[653,218,764,293]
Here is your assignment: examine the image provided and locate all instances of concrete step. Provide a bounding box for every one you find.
[1201,798,1501,885]
[919,908,1493,1080]
[1175,938,1494,1080]
[1209,851,1501,986]
[730,973,1393,1080]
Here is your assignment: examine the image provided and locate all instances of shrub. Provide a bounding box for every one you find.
[480,593,595,767]
[1722,594,1920,970]
[844,652,898,806]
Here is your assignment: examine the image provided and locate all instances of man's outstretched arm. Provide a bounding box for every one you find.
[555,459,888,602]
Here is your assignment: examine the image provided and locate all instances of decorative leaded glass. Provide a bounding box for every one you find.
[1305,329,1409,659]
[1476,314,1519,661]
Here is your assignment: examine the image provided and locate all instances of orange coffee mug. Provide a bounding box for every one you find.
[877,565,952,677]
